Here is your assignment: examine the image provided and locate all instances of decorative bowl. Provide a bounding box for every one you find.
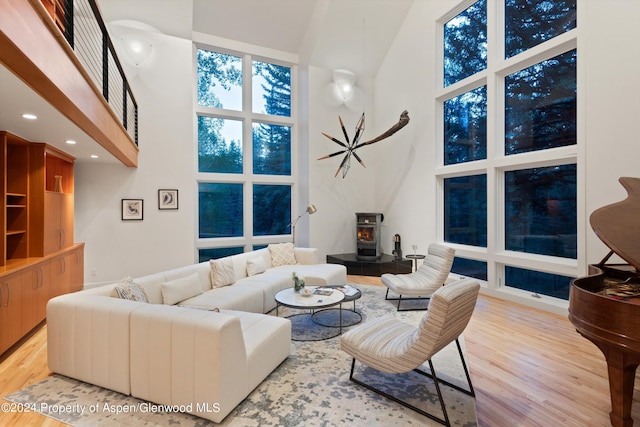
[300,288,313,297]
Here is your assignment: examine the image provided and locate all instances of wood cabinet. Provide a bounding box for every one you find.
[29,142,75,257]
[43,192,73,254]
[49,246,83,297]
[0,131,83,356]
[0,271,23,355]
[21,262,49,336]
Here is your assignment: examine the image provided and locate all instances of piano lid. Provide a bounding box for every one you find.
[590,177,640,272]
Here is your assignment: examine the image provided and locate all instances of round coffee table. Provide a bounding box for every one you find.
[275,287,345,341]
[311,285,362,328]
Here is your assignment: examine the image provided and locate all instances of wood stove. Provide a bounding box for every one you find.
[356,212,383,260]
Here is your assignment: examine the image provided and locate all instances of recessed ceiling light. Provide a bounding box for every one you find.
[90,155,99,159]
[22,113,37,120]
[65,139,77,145]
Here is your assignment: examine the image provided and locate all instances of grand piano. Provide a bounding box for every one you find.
[569,177,640,427]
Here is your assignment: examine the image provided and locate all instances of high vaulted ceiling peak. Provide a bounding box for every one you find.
[99,0,414,79]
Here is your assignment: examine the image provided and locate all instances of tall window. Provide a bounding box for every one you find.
[439,0,578,300]
[196,49,295,261]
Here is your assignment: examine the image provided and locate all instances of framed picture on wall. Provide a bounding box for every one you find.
[122,199,143,220]
[158,189,179,210]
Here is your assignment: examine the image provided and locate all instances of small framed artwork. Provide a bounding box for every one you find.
[122,199,143,220]
[158,189,179,210]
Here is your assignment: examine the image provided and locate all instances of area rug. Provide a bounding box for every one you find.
[4,284,477,426]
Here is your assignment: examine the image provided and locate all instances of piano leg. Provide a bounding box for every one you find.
[605,347,640,427]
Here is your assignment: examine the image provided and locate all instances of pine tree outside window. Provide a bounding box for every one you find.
[195,48,296,260]
[439,0,578,300]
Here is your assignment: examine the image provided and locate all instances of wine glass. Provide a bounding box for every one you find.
[412,244,418,255]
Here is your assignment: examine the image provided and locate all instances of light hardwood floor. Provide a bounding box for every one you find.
[0,275,638,426]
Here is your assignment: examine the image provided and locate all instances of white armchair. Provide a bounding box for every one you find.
[340,278,480,426]
[381,242,455,311]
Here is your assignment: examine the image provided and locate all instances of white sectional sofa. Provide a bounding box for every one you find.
[47,245,347,423]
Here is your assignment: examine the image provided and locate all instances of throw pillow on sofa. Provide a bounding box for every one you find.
[161,273,203,305]
[112,276,148,302]
[269,242,296,267]
[246,256,267,276]
[210,257,235,288]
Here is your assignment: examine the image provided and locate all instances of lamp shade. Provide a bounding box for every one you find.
[120,34,153,68]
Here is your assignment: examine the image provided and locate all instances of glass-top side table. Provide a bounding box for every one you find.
[405,254,426,272]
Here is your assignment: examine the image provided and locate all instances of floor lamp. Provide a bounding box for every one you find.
[290,204,317,244]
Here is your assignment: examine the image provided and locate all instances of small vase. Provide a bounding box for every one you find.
[54,175,63,193]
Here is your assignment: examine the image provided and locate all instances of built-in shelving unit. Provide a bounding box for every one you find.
[0,131,84,356]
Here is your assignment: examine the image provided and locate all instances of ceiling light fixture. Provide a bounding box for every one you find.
[120,34,153,68]
[22,113,37,120]
[90,155,99,159]
[65,139,77,145]
[322,69,363,112]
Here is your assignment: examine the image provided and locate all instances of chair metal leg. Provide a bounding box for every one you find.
[347,338,474,426]
[385,288,431,311]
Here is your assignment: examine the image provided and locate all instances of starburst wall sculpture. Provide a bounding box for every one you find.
[318,110,410,178]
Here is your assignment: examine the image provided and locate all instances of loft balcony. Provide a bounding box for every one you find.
[0,0,139,167]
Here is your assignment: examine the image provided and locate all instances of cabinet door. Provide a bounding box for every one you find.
[21,263,49,334]
[1,271,23,354]
[43,192,62,255]
[49,255,70,298]
[68,247,84,293]
[60,194,74,249]
[37,261,50,319]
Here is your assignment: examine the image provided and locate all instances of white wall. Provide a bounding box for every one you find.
[582,0,640,265]
[76,29,195,285]
[370,0,450,257]
[307,66,378,258]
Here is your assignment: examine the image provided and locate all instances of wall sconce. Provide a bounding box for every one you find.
[322,69,363,112]
[289,204,318,244]
[120,34,153,68]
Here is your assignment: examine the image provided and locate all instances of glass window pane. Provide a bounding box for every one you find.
[252,61,291,116]
[505,49,577,155]
[452,257,487,281]
[198,116,243,173]
[505,165,576,258]
[253,184,291,236]
[198,247,243,263]
[505,266,572,300]
[444,0,487,87]
[198,183,243,238]
[253,123,291,175]
[444,175,487,247]
[197,49,242,110]
[505,0,577,59]
[444,86,487,165]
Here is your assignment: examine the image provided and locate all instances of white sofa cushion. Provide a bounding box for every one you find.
[210,257,235,288]
[161,273,203,305]
[180,285,265,313]
[268,242,296,266]
[246,256,266,276]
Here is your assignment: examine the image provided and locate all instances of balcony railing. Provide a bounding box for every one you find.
[42,0,138,146]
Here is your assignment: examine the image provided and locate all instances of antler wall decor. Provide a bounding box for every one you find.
[318,110,410,178]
